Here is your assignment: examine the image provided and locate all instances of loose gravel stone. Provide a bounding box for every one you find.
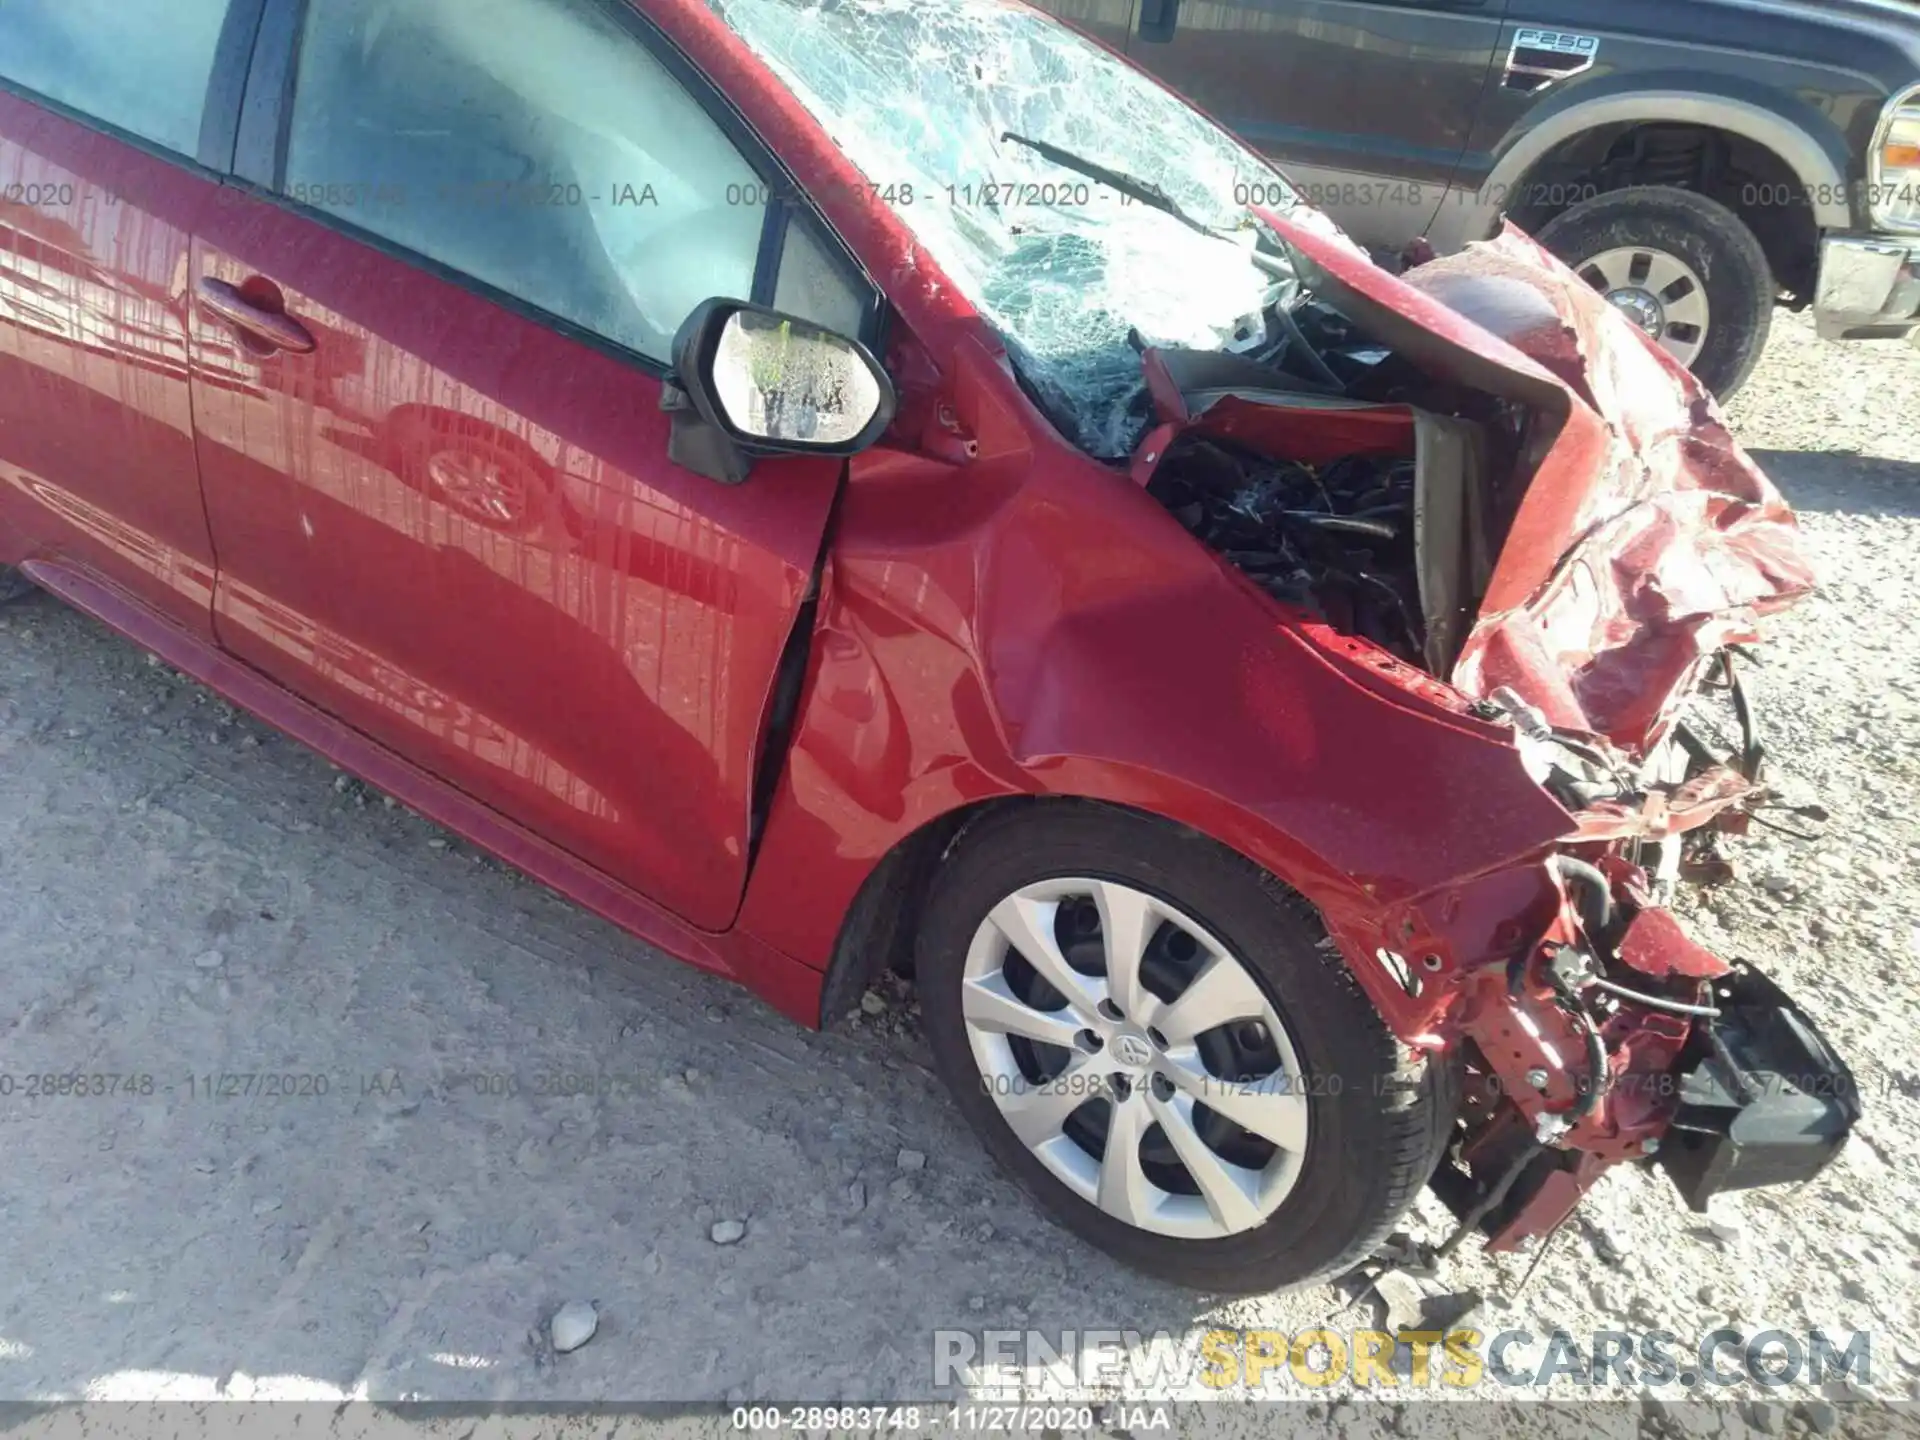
[1798,1399,1839,1434]
[549,1300,598,1354]
[709,1219,746,1245]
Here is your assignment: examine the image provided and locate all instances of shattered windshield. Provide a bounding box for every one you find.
[701,0,1307,457]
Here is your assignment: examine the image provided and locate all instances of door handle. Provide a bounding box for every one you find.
[195,276,315,355]
[1138,0,1179,43]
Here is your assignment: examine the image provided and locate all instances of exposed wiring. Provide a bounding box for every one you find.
[1746,811,1823,842]
[1544,959,1611,1125]
[1513,1211,1571,1296]
[1551,854,1615,939]
[1562,999,1610,1124]
[1435,1142,1545,1261]
[1588,974,1720,1017]
[1436,968,1611,1261]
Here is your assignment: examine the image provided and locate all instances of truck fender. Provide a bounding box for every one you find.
[1437,85,1851,249]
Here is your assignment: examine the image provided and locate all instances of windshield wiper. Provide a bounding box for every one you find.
[999,130,1292,280]
[998,131,1221,238]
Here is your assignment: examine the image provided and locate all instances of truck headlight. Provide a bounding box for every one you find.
[1870,84,1920,231]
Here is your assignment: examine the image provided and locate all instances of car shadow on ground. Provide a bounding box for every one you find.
[1749,449,1920,519]
[0,596,1348,1404]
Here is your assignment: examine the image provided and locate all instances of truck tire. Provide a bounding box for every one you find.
[1536,185,1773,400]
[915,800,1454,1293]
[0,567,34,604]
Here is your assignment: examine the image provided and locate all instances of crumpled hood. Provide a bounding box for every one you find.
[1263,213,1816,758]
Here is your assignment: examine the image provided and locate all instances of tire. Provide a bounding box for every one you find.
[915,801,1453,1293]
[0,567,34,604]
[1535,185,1773,399]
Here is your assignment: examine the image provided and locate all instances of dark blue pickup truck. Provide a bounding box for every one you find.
[1037,0,1920,396]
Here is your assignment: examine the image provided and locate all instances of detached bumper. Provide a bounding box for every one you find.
[1814,232,1920,340]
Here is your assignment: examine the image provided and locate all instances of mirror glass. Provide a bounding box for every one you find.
[708,310,882,446]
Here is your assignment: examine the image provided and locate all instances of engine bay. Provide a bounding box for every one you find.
[1134,314,1516,681]
[1147,442,1426,664]
[1121,239,1559,681]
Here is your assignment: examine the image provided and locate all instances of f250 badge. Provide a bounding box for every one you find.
[1505,28,1600,93]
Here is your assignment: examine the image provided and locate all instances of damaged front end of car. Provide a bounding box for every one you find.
[1381,782,1860,1254]
[1129,213,1861,1251]
[695,0,1858,1253]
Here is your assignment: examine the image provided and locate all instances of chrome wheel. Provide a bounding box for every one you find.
[960,877,1310,1240]
[1577,245,1711,368]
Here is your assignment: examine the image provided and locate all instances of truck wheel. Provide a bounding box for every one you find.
[1535,185,1773,399]
[0,568,34,604]
[915,801,1453,1293]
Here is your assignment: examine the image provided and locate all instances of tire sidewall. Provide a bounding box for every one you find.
[917,804,1430,1292]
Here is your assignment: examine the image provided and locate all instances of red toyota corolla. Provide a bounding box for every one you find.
[0,0,1857,1291]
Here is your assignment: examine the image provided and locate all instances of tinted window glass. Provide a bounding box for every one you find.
[286,0,765,362]
[0,0,230,156]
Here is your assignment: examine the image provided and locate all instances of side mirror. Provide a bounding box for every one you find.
[663,298,896,484]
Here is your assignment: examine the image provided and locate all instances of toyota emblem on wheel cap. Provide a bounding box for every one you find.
[1113,1033,1154,1069]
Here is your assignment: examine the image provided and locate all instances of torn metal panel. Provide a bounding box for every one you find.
[1616,907,1730,981]
[1264,212,1815,756]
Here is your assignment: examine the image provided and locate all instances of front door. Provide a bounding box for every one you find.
[1117,0,1514,250]
[187,0,876,929]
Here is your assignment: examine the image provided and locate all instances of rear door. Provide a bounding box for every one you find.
[1102,0,1514,250]
[187,0,878,929]
[0,0,255,639]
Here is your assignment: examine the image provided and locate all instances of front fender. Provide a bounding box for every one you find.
[734,341,1576,1038]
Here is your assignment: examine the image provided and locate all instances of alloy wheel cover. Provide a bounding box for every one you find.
[960,877,1311,1240]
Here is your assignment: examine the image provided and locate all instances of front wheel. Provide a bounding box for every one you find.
[1535,185,1774,399]
[0,568,34,605]
[915,802,1453,1293]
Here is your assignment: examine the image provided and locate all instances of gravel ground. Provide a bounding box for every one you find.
[1,312,1917,1434]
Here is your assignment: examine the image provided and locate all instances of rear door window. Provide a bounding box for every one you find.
[0,0,232,157]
